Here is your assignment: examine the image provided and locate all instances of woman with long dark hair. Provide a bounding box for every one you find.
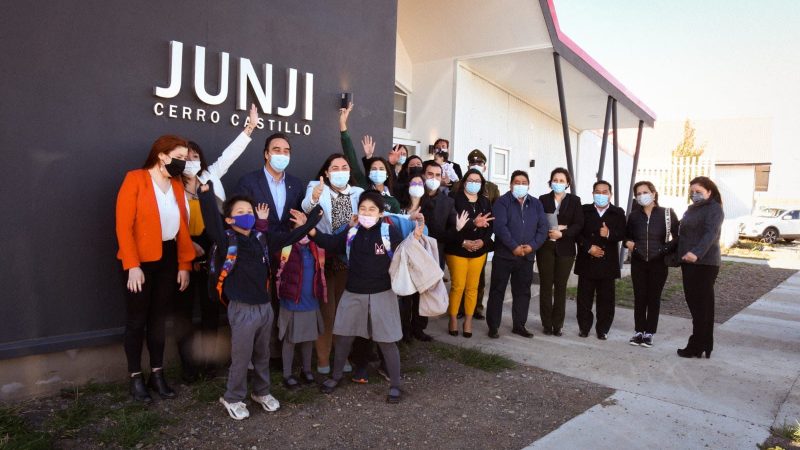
[676,176,724,358]
[445,169,493,337]
[623,181,679,348]
[536,167,583,337]
[116,135,195,401]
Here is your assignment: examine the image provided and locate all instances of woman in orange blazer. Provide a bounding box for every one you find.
[116,134,194,402]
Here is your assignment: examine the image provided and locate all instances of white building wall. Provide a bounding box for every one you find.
[395,35,413,92]
[405,58,456,154]
[452,64,579,195]
[716,166,756,220]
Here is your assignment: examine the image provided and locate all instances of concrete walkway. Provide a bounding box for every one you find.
[427,272,800,449]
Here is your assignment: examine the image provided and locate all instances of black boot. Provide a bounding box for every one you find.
[129,374,152,402]
[147,370,177,399]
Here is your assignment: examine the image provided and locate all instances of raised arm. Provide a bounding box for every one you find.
[203,104,257,182]
[198,182,228,249]
[268,206,323,250]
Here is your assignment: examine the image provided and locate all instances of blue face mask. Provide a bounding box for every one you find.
[268,154,290,172]
[691,192,706,204]
[369,170,387,185]
[512,184,529,199]
[551,182,567,194]
[398,156,407,165]
[329,170,350,188]
[594,194,610,207]
[465,181,481,195]
[232,214,255,230]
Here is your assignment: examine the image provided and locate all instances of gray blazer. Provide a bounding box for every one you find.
[677,199,724,266]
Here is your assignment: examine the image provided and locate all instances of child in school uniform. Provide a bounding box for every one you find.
[198,181,320,420]
[309,190,424,404]
[275,236,326,389]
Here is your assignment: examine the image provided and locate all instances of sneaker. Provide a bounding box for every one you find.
[343,361,353,373]
[250,393,280,412]
[351,366,369,384]
[317,365,331,375]
[629,332,643,346]
[219,397,250,420]
[641,333,653,348]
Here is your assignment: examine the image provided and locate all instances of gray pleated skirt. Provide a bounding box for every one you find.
[332,289,402,343]
[278,306,324,344]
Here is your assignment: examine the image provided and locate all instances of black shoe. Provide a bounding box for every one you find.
[578,330,589,338]
[552,328,563,337]
[386,386,402,404]
[413,331,433,342]
[488,329,499,339]
[677,346,707,358]
[129,374,152,402]
[596,333,608,340]
[543,327,553,335]
[448,329,459,336]
[320,378,339,394]
[512,327,534,338]
[473,311,485,320]
[301,371,316,385]
[283,375,301,390]
[147,370,176,399]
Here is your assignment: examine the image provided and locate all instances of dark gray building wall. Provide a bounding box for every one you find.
[0,0,397,357]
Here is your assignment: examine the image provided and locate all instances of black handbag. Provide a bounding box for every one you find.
[662,207,681,267]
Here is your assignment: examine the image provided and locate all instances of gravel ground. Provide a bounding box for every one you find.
[10,343,612,449]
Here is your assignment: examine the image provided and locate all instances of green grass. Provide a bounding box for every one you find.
[190,375,228,404]
[770,420,800,441]
[429,343,516,372]
[96,404,163,448]
[0,407,52,450]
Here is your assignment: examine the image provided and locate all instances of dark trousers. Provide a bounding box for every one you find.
[458,259,488,315]
[576,276,616,335]
[124,240,177,374]
[399,293,428,339]
[631,257,668,334]
[681,264,719,352]
[536,241,575,331]
[486,256,534,332]
[173,268,219,374]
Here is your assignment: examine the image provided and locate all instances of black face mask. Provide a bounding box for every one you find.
[164,158,186,177]
[439,152,449,160]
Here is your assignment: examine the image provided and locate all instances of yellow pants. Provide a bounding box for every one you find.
[446,253,488,316]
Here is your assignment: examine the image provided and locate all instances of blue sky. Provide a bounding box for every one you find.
[553,0,800,121]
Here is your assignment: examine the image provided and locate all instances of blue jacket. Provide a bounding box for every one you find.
[235,168,304,234]
[492,191,549,261]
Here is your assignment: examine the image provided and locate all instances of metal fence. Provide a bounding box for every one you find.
[636,156,714,200]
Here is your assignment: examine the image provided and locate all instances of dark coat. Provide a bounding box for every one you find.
[491,191,549,262]
[677,199,724,266]
[624,206,680,262]
[235,168,304,234]
[445,192,494,258]
[538,192,584,257]
[421,190,456,242]
[574,203,626,279]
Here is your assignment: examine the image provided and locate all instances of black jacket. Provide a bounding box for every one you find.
[537,192,584,257]
[574,203,626,279]
[624,206,679,262]
[678,199,724,266]
[421,190,456,242]
[445,192,494,258]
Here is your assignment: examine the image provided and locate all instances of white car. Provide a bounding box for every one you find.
[739,208,800,244]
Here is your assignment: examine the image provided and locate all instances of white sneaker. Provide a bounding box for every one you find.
[250,393,280,412]
[219,397,249,420]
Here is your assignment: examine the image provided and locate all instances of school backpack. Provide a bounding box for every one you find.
[207,229,270,306]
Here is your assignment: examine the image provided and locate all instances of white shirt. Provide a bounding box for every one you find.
[595,205,609,217]
[152,178,181,240]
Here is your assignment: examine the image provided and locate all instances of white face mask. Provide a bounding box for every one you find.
[636,193,654,207]
[424,178,440,192]
[183,160,201,177]
[408,184,424,198]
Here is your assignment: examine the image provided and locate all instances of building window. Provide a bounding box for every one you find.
[393,85,408,129]
[489,145,511,181]
[754,164,770,192]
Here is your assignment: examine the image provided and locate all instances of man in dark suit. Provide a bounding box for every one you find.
[574,180,626,340]
[235,132,304,233]
[234,132,305,368]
